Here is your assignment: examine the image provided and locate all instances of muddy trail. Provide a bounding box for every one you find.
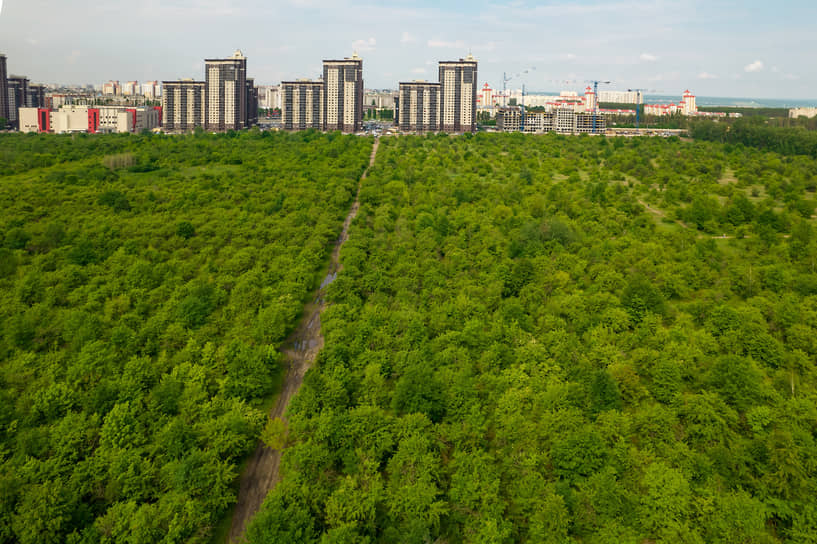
[227,139,379,543]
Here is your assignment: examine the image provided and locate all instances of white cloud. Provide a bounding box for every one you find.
[352,37,376,52]
[639,52,657,62]
[564,53,577,60]
[400,32,416,44]
[473,41,496,52]
[427,39,466,49]
[783,73,800,81]
[744,60,764,72]
[411,67,426,74]
[697,72,718,80]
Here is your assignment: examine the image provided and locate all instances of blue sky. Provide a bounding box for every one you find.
[0,0,815,99]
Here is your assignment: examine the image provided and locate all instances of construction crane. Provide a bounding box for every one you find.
[627,88,660,133]
[627,89,658,134]
[503,67,536,106]
[585,80,611,134]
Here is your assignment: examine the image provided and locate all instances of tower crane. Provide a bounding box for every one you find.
[627,88,660,133]
[502,67,536,106]
[585,80,611,134]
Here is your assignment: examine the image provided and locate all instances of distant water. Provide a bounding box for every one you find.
[644,95,817,109]
[530,90,817,109]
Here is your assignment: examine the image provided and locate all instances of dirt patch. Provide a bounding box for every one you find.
[227,139,380,543]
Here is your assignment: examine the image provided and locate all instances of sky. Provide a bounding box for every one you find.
[0,0,815,99]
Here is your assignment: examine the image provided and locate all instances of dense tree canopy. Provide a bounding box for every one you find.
[0,130,372,543]
[247,133,817,543]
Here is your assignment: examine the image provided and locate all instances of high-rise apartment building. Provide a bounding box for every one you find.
[258,85,281,110]
[439,54,477,133]
[122,81,139,96]
[0,54,9,124]
[162,79,206,132]
[281,80,324,131]
[681,89,697,115]
[28,84,46,108]
[7,76,30,128]
[397,81,441,132]
[246,78,258,127]
[141,81,160,99]
[205,50,247,131]
[102,81,121,95]
[322,53,363,133]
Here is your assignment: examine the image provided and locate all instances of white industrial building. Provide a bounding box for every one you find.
[18,105,161,134]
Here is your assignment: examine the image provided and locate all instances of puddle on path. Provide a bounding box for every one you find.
[320,271,338,289]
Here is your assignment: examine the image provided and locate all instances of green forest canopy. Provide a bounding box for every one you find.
[0,130,372,543]
[246,133,817,543]
[2,130,817,543]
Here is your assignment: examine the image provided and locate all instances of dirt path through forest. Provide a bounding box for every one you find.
[227,138,379,543]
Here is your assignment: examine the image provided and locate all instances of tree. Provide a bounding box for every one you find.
[261,417,288,450]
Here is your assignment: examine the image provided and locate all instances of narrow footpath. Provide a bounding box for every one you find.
[227,138,379,543]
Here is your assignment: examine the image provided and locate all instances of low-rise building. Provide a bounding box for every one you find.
[496,105,605,134]
[496,106,522,132]
[789,107,817,119]
[19,105,161,134]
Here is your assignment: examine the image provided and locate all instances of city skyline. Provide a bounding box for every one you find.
[0,0,816,100]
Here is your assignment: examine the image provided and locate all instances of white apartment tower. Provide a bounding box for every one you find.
[584,86,596,112]
[205,50,247,131]
[322,53,363,133]
[439,54,478,133]
[682,90,697,115]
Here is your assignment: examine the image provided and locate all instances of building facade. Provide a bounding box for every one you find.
[644,90,699,116]
[205,50,248,131]
[790,107,817,119]
[281,80,324,131]
[20,105,161,134]
[162,80,206,131]
[141,81,160,99]
[439,54,477,133]
[496,106,605,135]
[246,78,258,127]
[0,54,9,125]
[598,90,642,104]
[7,76,29,128]
[496,106,522,132]
[323,54,363,133]
[28,85,46,108]
[122,81,138,96]
[397,81,440,133]
[102,81,121,95]
[258,85,281,110]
